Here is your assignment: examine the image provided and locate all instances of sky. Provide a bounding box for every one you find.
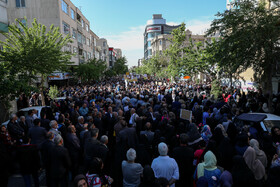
[71,0,227,67]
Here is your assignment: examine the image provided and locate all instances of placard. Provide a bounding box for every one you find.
[180,109,192,121]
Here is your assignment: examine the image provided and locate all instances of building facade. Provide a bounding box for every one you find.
[144,14,181,60]
[6,0,93,66]
[0,0,8,44]
[97,38,109,66]
[115,48,122,59]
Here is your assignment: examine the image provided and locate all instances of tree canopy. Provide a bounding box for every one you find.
[0,18,72,102]
[206,0,280,93]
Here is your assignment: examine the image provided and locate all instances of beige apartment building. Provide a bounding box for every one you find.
[6,0,93,66]
[97,38,109,67]
[0,0,8,43]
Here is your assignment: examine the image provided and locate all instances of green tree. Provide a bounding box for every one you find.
[0,18,73,106]
[111,56,129,75]
[48,85,59,100]
[76,58,107,82]
[206,0,280,100]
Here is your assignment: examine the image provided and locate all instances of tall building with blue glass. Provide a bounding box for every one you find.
[144,14,181,60]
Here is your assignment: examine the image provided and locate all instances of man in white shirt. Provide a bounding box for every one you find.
[151,142,179,187]
[129,108,138,127]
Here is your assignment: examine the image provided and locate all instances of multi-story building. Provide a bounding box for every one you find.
[97,38,109,66]
[0,0,8,44]
[144,14,181,60]
[90,30,101,59]
[6,0,93,66]
[108,47,117,67]
[115,48,122,59]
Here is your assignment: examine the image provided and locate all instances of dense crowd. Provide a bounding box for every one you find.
[1,78,280,187]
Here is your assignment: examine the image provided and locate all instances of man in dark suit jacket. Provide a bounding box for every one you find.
[171,133,194,187]
[40,132,55,187]
[48,134,71,187]
[84,128,108,169]
[65,125,81,177]
[28,118,47,149]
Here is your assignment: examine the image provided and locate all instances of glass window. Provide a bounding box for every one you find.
[61,0,68,14]
[88,52,91,59]
[0,45,3,51]
[71,9,75,20]
[62,22,70,34]
[148,49,152,56]
[94,38,97,46]
[72,28,76,39]
[86,38,90,46]
[83,51,87,59]
[148,41,151,47]
[73,47,78,54]
[147,33,155,39]
[103,41,106,47]
[82,35,86,44]
[77,33,82,43]
[64,45,71,52]
[81,19,84,28]
[16,0,25,7]
[160,40,162,46]
[17,18,26,32]
[103,49,106,55]
[86,24,89,32]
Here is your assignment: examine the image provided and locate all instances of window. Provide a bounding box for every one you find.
[61,0,68,14]
[159,40,162,46]
[77,33,82,43]
[16,0,25,7]
[148,41,151,47]
[86,24,89,32]
[73,47,78,56]
[94,38,97,46]
[71,9,75,20]
[86,38,90,46]
[17,18,26,32]
[103,49,106,55]
[62,22,70,34]
[64,45,71,52]
[82,35,86,44]
[83,51,87,59]
[0,45,3,51]
[103,41,106,47]
[72,28,76,39]
[88,52,91,59]
[81,19,84,28]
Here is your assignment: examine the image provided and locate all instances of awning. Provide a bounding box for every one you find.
[0,22,8,33]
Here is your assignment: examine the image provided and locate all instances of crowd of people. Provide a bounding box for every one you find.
[1,77,280,187]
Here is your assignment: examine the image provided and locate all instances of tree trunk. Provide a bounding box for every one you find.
[263,62,274,112]
[40,75,46,106]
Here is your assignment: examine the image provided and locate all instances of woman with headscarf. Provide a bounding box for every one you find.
[243,146,265,181]
[219,170,233,187]
[212,127,235,170]
[187,123,203,149]
[235,133,249,156]
[201,125,212,144]
[231,155,257,187]
[195,150,221,187]
[250,139,268,168]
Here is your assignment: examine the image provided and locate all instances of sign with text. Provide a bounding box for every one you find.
[147,26,161,33]
[180,109,192,121]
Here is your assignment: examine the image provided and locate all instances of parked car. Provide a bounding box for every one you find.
[235,113,280,133]
[1,106,53,126]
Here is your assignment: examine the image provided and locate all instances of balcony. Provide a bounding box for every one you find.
[78,42,83,49]
[77,22,83,33]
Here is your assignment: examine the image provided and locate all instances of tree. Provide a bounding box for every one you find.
[0,18,73,106]
[111,56,129,75]
[165,23,214,81]
[76,58,107,82]
[48,85,59,100]
[206,0,280,99]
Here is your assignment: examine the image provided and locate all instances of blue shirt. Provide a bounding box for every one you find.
[151,156,179,187]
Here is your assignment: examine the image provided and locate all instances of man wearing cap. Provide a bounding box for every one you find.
[151,142,179,187]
